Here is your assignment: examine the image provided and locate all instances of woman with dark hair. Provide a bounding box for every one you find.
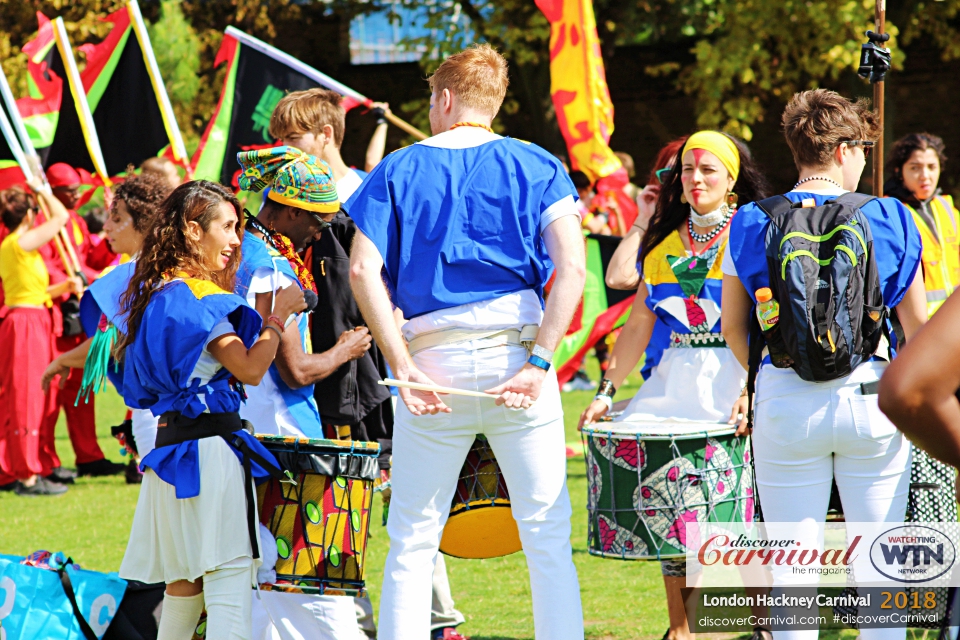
[113,180,305,639]
[579,131,771,640]
[884,133,958,317]
[41,169,174,475]
[0,179,82,495]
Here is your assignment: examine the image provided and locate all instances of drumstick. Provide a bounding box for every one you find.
[378,378,497,399]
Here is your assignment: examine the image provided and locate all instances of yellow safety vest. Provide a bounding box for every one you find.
[907,194,960,317]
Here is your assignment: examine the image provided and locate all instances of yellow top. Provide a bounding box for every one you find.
[0,231,51,307]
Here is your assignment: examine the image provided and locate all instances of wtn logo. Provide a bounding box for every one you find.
[870,526,957,583]
[880,544,945,565]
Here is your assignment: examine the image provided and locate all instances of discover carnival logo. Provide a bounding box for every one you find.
[869,526,957,583]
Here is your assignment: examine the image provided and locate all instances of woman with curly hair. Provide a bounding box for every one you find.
[114,180,305,639]
[579,131,771,640]
[42,168,174,471]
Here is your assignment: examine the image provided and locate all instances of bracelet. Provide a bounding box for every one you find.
[531,344,554,363]
[261,324,283,339]
[527,355,551,371]
[266,315,285,333]
[597,378,617,398]
[594,394,613,412]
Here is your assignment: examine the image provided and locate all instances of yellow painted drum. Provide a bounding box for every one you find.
[255,435,380,596]
[440,435,522,559]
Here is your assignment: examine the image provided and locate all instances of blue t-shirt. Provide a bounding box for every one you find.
[344,137,576,318]
[728,192,922,309]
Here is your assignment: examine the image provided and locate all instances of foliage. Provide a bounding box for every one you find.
[148,0,202,150]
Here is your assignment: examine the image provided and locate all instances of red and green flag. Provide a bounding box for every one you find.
[555,234,636,385]
[192,27,369,187]
[17,3,185,180]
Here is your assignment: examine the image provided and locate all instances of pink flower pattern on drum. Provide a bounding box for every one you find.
[596,514,647,558]
[666,510,701,548]
[592,436,647,473]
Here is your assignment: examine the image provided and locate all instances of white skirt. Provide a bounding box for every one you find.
[119,436,261,584]
[618,346,746,423]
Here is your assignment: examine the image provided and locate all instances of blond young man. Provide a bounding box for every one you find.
[348,45,586,639]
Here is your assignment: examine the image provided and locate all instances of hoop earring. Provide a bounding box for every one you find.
[680,193,688,205]
[726,192,738,208]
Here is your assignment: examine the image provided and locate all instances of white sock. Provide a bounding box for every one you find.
[157,592,204,640]
[203,560,254,640]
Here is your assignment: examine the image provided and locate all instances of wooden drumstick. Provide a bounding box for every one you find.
[378,378,497,399]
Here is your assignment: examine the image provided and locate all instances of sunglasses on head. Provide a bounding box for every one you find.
[841,140,875,157]
[655,167,672,185]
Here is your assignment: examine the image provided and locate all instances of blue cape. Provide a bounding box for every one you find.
[123,277,276,498]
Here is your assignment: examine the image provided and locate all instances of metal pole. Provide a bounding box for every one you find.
[873,0,886,196]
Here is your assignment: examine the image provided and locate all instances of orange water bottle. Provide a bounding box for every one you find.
[755,287,779,332]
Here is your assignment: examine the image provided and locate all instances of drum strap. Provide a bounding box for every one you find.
[406,324,539,355]
[156,411,287,560]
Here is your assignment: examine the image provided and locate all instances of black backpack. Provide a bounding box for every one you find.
[746,193,893,409]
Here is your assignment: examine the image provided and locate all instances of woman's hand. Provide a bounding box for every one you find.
[728,394,750,436]
[578,398,610,430]
[66,275,84,295]
[41,357,70,392]
[636,184,660,228]
[271,284,307,320]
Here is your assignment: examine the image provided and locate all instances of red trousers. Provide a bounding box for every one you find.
[0,308,59,481]
[42,332,104,465]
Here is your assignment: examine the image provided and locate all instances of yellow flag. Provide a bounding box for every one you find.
[536,0,621,183]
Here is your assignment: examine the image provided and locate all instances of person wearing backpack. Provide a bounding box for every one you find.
[721,89,927,640]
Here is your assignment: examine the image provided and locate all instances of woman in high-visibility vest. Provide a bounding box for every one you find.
[884,132,959,525]
[885,133,960,317]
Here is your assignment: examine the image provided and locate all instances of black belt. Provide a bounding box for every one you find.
[156,411,286,559]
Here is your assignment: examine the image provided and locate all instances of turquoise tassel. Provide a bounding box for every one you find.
[75,324,119,406]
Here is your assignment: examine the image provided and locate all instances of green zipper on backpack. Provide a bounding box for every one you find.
[781,245,860,279]
[779,224,867,254]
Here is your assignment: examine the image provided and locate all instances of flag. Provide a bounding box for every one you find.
[17,5,183,180]
[553,234,636,385]
[192,28,370,186]
[535,0,621,184]
[0,96,26,190]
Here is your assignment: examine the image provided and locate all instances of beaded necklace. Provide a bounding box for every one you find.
[449,121,495,133]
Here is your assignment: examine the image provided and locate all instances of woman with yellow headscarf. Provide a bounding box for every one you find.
[578,132,772,640]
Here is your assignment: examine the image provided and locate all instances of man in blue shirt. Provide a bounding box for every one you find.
[348,44,587,639]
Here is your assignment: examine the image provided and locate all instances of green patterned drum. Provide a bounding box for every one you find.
[582,420,756,560]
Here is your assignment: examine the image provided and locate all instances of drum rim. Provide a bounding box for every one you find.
[255,433,381,454]
[581,423,738,440]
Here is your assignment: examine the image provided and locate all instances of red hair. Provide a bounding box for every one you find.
[646,137,687,186]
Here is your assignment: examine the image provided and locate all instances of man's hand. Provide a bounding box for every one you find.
[336,327,373,361]
[484,363,547,409]
[728,395,750,436]
[396,366,451,416]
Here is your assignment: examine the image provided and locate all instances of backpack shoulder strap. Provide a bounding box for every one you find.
[755,195,794,221]
[832,192,877,210]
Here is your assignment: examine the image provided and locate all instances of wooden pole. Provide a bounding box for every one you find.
[873,0,886,196]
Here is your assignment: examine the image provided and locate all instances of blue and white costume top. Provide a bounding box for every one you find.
[345,126,580,331]
[121,276,278,499]
[235,230,323,438]
[79,260,137,391]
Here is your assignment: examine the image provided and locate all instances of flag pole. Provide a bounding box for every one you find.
[126,0,190,172]
[53,17,112,186]
[224,26,428,141]
[872,0,886,196]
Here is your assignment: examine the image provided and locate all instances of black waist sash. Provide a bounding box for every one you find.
[156,411,286,559]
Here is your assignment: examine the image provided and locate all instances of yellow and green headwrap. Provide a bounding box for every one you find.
[682,131,740,181]
[236,146,340,213]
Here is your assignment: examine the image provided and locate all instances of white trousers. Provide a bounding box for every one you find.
[251,591,363,640]
[752,361,911,640]
[377,342,584,639]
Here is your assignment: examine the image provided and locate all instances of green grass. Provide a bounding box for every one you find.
[0,362,863,639]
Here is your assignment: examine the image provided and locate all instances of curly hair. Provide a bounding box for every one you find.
[116,180,242,358]
[113,165,173,234]
[640,133,770,264]
[886,133,947,182]
[0,186,38,231]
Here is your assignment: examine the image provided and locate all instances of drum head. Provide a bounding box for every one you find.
[440,506,522,559]
[585,419,735,439]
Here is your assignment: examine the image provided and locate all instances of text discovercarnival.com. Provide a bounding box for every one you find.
[682,522,960,632]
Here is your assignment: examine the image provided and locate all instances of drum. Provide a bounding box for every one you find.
[255,435,380,596]
[439,435,522,559]
[582,420,756,561]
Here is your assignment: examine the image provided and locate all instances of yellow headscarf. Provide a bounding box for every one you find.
[682,131,740,181]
